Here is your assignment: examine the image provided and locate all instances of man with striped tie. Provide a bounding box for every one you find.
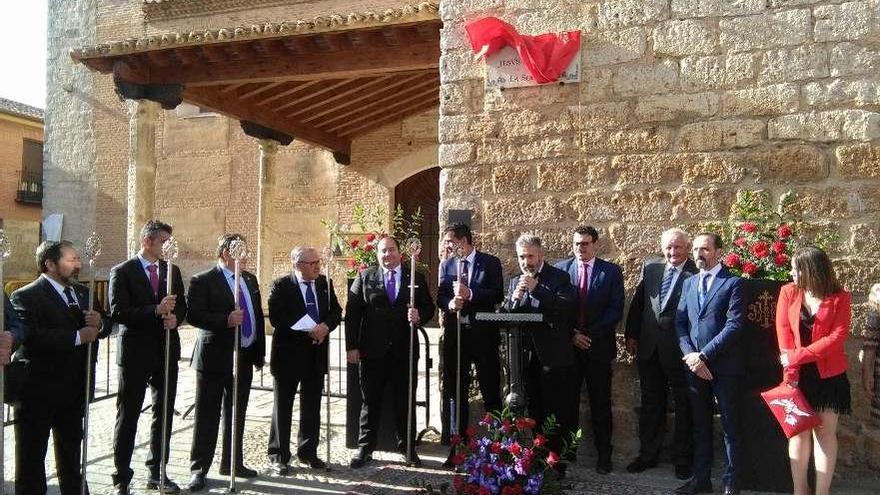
[186,234,266,492]
[624,228,697,480]
[266,247,341,475]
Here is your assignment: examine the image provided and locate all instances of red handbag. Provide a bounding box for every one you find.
[761,383,822,438]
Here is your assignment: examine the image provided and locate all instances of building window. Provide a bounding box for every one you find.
[16,139,42,205]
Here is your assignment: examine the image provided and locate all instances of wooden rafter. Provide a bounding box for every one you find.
[331,87,438,134]
[342,97,439,137]
[318,75,439,129]
[298,72,427,124]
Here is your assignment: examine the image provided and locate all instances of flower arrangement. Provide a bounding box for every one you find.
[723,190,838,280]
[449,410,580,495]
[322,203,424,278]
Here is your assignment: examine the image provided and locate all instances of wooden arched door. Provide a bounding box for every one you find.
[394,167,440,292]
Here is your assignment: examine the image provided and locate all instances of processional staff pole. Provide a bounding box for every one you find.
[404,237,421,466]
[159,237,179,495]
[228,238,248,493]
[0,230,11,495]
[82,232,103,495]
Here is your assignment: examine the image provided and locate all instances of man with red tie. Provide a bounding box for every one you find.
[186,234,266,491]
[554,226,624,474]
[109,220,187,494]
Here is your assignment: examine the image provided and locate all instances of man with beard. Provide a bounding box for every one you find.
[675,233,744,495]
[10,240,111,494]
[624,228,697,480]
[346,236,435,468]
[505,233,577,469]
[108,220,187,494]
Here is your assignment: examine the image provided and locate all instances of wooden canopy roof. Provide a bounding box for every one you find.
[72,3,441,163]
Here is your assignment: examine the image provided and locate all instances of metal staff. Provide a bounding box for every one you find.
[159,237,179,495]
[403,237,421,466]
[0,230,11,494]
[453,242,465,449]
[228,238,247,493]
[82,232,102,495]
[321,247,334,471]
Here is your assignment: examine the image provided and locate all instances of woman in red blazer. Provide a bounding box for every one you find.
[776,247,851,495]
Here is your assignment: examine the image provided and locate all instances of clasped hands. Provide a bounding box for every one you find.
[448,282,471,311]
[683,352,713,381]
[155,295,178,329]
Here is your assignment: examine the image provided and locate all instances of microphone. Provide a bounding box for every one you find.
[511,267,537,310]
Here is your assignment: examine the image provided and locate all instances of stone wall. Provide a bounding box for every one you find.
[438,0,880,470]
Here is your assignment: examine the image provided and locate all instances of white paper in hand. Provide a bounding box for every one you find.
[291,314,318,332]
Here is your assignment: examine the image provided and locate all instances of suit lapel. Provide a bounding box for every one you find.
[131,258,158,302]
[567,259,578,286]
[214,266,236,307]
[651,265,664,314]
[699,269,727,315]
[39,277,79,325]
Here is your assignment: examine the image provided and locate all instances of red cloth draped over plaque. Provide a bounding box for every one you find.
[464,17,581,84]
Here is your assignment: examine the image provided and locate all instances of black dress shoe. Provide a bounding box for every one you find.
[349,449,372,469]
[146,477,180,493]
[675,464,693,480]
[404,451,422,467]
[186,474,206,493]
[596,459,612,475]
[297,455,327,469]
[674,478,713,495]
[218,465,258,478]
[112,484,130,495]
[723,485,740,495]
[625,457,657,473]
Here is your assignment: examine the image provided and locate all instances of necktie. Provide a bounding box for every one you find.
[699,274,711,308]
[578,262,589,329]
[386,270,397,303]
[659,266,676,307]
[237,281,253,340]
[147,264,160,299]
[305,281,320,323]
[459,259,470,286]
[64,286,85,327]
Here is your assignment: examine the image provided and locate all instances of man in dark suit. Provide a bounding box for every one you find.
[675,233,744,495]
[186,234,266,492]
[10,240,110,495]
[346,235,435,468]
[624,228,697,480]
[554,225,624,474]
[108,220,187,494]
[506,233,578,461]
[437,223,504,467]
[267,246,341,475]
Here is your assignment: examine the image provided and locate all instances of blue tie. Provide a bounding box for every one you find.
[238,284,253,339]
[699,274,710,308]
[305,281,320,323]
[386,270,397,303]
[659,266,675,307]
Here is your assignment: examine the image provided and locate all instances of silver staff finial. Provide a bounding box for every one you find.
[84,232,103,261]
[321,246,334,264]
[162,236,179,261]
[0,229,11,261]
[229,237,248,261]
[404,237,422,258]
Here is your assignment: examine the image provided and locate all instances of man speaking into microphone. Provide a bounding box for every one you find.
[503,234,578,464]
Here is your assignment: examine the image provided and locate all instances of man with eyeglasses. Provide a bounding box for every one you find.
[554,225,624,474]
[266,247,341,475]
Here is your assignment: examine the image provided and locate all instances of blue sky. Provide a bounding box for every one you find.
[0,0,48,109]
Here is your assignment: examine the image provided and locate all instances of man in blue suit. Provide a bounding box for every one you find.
[437,223,504,467]
[554,225,624,474]
[675,233,744,495]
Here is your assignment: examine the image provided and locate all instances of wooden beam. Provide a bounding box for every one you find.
[273,79,353,112]
[199,45,227,63]
[175,48,199,65]
[257,80,324,107]
[145,50,171,68]
[330,88,438,135]
[145,39,439,86]
[340,97,439,137]
[286,76,390,118]
[238,81,286,101]
[183,86,351,155]
[318,75,438,129]
[299,72,431,124]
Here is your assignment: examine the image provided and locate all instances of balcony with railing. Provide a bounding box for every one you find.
[15,170,42,205]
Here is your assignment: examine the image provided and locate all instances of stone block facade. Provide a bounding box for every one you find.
[438,0,880,469]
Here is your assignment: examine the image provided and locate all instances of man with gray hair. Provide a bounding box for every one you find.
[624,228,697,480]
[267,246,341,475]
[504,233,578,471]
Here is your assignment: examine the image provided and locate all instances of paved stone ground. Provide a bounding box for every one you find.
[2,326,878,494]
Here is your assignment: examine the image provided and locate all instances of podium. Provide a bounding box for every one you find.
[475,312,542,416]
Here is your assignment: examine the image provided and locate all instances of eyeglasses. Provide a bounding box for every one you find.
[298,260,321,266]
[574,241,594,247]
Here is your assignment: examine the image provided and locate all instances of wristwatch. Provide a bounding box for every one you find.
[698,352,708,363]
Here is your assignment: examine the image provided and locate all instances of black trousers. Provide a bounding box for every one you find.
[524,354,579,455]
[636,350,693,467]
[357,355,416,453]
[267,368,324,464]
[441,326,502,436]
[15,383,86,495]
[189,362,253,475]
[575,350,614,462]
[112,359,179,485]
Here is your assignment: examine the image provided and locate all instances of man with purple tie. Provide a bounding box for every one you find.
[186,234,266,492]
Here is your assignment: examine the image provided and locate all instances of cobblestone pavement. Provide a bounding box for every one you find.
[1,326,877,494]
